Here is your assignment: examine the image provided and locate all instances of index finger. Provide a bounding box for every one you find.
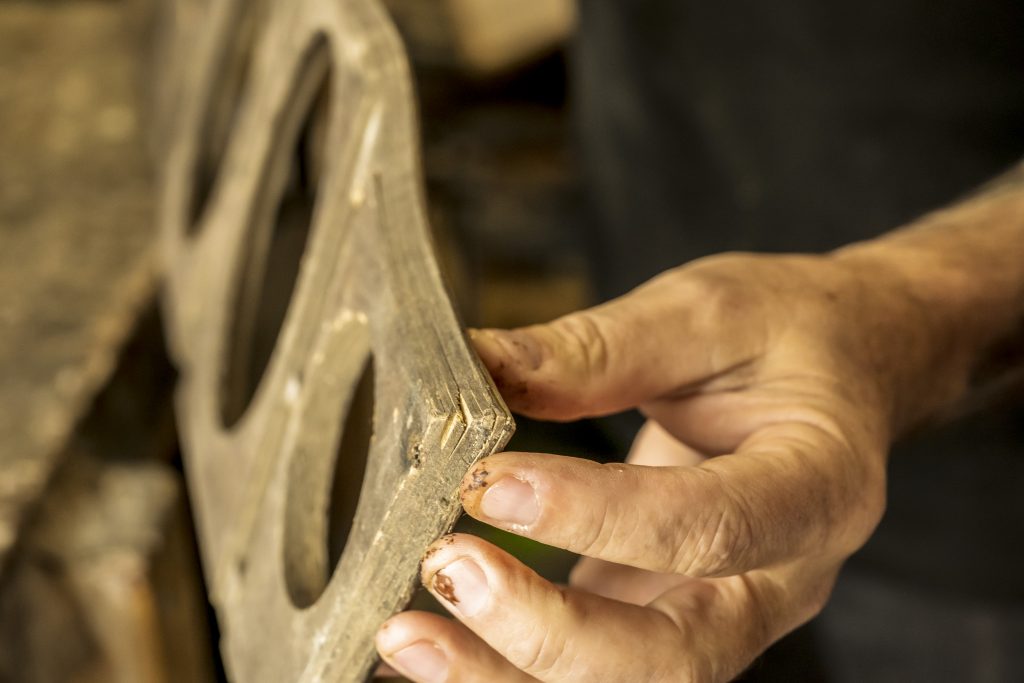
[470,265,764,422]
[460,421,885,578]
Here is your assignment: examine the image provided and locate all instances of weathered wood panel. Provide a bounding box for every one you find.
[0,1,158,574]
[159,0,514,680]
[0,306,214,683]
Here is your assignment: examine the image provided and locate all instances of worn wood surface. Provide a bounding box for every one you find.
[0,1,158,574]
[159,0,514,680]
[0,451,214,683]
[0,306,214,683]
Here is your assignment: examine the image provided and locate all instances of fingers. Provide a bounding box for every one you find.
[407,534,835,683]
[626,420,707,467]
[374,662,399,677]
[415,534,693,681]
[461,422,884,577]
[569,555,693,606]
[469,266,763,421]
[376,611,536,683]
[562,423,705,605]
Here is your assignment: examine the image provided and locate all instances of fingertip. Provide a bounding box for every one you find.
[459,455,547,534]
[378,607,538,682]
[478,475,541,529]
[457,457,496,522]
[420,533,491,584]
[416,536,680,680]
[375,612,421,654]
[473,314,646,421]
[458,456,504,517]
[381,642,448,683]
[419,534,525,623]
[458,458,493,510]
[470,328,556,416]
[420,533,460,582]
[470,328,544,372]
[373,661,399,678]
[375,614,451,683]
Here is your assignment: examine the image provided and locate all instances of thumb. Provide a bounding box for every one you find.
[470,269,760,421]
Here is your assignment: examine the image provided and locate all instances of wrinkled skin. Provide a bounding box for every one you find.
[374,174,1024,683]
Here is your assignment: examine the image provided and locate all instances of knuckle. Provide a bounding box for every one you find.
[575,500,617,559]
[550,312,612,380]
[655,655,707,683]
[842,458,887,551]
[648,605,713,683]
[678,509,754,577]
[752,417,887,562]
[662,261,765,332]
[801,420,888,556]
[674,474,757,577]
[794,570,839,625]
[683,653,716,683]
[805,580,833,620]
[505,590,575,677]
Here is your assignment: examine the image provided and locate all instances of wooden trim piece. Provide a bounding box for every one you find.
[158,1,514,680]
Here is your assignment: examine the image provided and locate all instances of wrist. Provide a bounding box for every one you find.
[831,182,1024,431]
[825,246,964,434]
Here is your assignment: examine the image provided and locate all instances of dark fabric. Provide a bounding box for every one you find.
[575,0,1024,294]
[816,568,1024,682]
[572,0,1024,676]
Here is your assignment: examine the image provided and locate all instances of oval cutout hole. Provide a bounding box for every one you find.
[327,357,375,571]
[284,353,375,609]
[187,2,265,234]
[219,35,332,428]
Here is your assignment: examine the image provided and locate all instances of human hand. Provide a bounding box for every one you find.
[374,251,955,682]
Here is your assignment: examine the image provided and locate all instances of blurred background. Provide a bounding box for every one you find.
[0,0,610,680]
[4,0,1024,682]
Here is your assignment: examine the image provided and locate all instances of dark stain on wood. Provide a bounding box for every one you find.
[408,441,423,468]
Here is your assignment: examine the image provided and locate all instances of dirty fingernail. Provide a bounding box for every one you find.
[432,558,489,618]
[480,476,539,527]
[390,641,448,683]
[473,329,544,371]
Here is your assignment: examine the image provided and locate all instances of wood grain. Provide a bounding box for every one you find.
[159,0,514,680]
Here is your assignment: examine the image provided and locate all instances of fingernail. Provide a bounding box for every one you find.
[480,476,539,527]
[431,558,490,617]
[390,641,448,683]
[475,329,544,371]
